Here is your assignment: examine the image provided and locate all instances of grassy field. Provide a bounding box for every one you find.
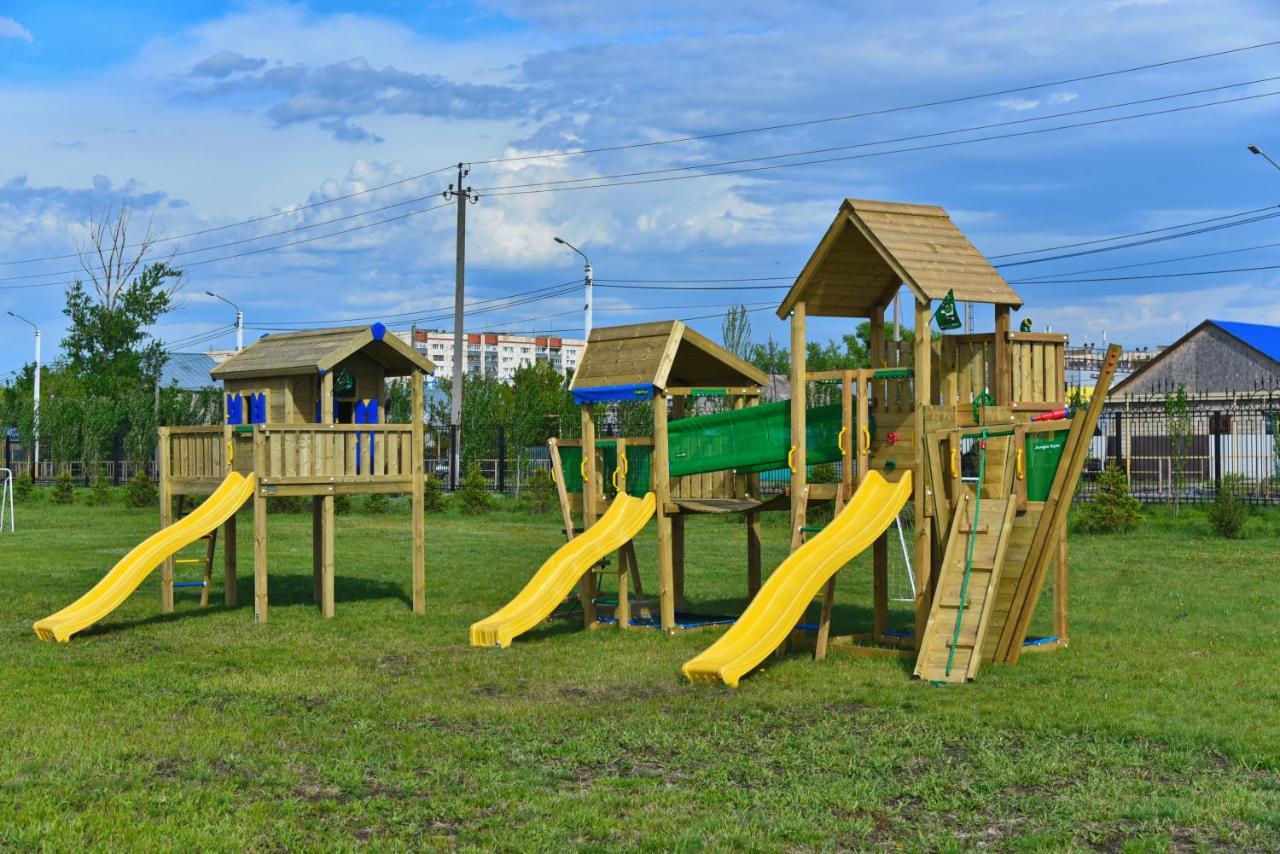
[3,490,1280,850]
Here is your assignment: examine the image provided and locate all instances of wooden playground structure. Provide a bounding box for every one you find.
[165,323,435,622]
[524,197,1118,684]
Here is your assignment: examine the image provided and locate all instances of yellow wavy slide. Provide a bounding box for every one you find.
[471,491,656,647]
[682,471,912,687]
[34,472,256,643]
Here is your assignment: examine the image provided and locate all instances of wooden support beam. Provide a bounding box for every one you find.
[912,298,933,650]
[1054,517,1069,646]
[411,369,426,614]
[790,301,807,547]
[873,533,889,636]
[320,370,336,618]
[224,511,237,607]
[746,510,762,599]
[994,304,1012,405]
[253,428,268,624]
[158,427,174,614]
[672,514,686,611]
[579,404,600,628]
[652,390,676,630]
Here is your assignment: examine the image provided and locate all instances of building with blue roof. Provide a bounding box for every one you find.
[1109,319,1280,398]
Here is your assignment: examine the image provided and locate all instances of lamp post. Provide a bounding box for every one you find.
[205,291,244,351]
[1248,143,1280,172]
[7,311,40,480]
[553,236,593,339]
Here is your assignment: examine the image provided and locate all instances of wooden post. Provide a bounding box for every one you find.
[790,301,807,546]
[668,396,686,612]
[994,304,1012,405]
[224,511,237,608]
[912,298,933,649]
[158,427,174,614]
[320,370,336,618]
[841,370,855,500]
[411,369,426,614]
[579,403,599,627]
[873,534,889,638]
[745,394,762,599]
[311,497,323,603]
[652,390,676,631]
[253,427,268,624]
[1054,517,1069,646]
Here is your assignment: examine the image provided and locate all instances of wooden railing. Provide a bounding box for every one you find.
[1009,332,1067,411]
[162,427,228,481]
[256,424,416,490]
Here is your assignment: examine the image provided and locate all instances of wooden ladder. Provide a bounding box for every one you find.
[914,492,1016,683]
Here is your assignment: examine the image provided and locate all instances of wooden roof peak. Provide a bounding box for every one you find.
[210,322,436,381]
[570,319,768,391]
[776,197,1023,320]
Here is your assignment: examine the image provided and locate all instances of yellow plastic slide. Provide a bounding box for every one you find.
[471,491,656,647]
[33,472,256,643]
[682,471,912,687]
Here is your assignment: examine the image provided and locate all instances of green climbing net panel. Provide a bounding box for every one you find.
[668,399,850,477]
[557,442,653,496]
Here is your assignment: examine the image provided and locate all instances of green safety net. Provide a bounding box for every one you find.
[556,399,863,493]
[558,442,653,496]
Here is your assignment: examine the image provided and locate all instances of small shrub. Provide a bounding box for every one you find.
[364,492,391,515]
[87,474,112,507]
[810,463,838,484]
[1208,474,1250,539]
[525,468,555,515]
[13,475,33,502]
[52,471,75,505]
[422,474,446,513]
[458,465,493,515]
[333,494,353,515]
[126,471,157,508]
[1074,465,1142,534]
[267,495,307,513]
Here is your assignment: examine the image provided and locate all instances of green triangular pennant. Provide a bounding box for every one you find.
[933,289,963,331]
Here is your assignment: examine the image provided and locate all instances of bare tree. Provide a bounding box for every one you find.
[721,303,753,361]
[77,202,171,311]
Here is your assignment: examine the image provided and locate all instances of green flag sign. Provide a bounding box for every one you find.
[933,289,963,331]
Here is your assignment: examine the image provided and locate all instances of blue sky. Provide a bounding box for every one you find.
[2,0,1280,376]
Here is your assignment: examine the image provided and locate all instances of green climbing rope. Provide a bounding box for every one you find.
[945,427,988,678]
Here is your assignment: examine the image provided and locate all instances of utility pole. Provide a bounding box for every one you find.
[553,236,593,338]
[443,163,479,489]
[206,291,244,352]
[7,311,39,480]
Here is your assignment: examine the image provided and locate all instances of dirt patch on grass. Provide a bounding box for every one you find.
[293,782,349,804]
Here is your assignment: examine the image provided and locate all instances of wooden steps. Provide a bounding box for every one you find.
[913,493,1016,683]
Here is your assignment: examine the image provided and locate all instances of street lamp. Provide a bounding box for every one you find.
[553,236,593,339]
[6,311,40,480]
[205,290,244,351]
[1247,144,1280,172]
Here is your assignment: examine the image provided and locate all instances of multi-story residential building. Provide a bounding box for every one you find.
[401,329,586,382]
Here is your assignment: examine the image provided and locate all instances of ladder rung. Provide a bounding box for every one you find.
[173,559,204,564]
[172,581,207,588]
[799,525,824,534]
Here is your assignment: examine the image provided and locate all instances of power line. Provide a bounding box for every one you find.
[1011,262,1280,284]
[468,39,1280,168]
[988,204,1280,259]
[0,164,457,267]
[993,209,1280,268]
[472,76,1280,195]
[597,276,793,284]
[596,282,792,291]
[1010,239,1280,281]
[0,200,456,291]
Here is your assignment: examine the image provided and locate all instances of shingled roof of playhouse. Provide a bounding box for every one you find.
[777,198,1023,319]
[570,320,768,404]
[209,323,436,381]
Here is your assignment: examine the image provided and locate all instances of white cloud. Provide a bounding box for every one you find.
[0,16,32,42]
[998,98,1041,111]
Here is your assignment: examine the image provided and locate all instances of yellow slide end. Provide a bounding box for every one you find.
[33,472,256,643]
[470,491,656,647]
[681,471,912,687]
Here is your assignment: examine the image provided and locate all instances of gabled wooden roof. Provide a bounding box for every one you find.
[210,323,436,381]
[570,320,768,390]
[776,198,1022,319]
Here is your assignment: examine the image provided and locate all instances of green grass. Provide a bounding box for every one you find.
[3,491,1280,850]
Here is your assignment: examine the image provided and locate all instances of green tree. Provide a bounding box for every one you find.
[721,303,753,361]
[1163,384,1192,516]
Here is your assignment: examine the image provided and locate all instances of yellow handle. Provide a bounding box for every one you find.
[612,468,622,491]
[226,439,234,465]
[787,445,796,473]
[860,426,872,454]
[622,455,629,475]
[837,427,847,455]
[950,449,958,478]
[580,459,588,480]
[1016,448,1025,480]
[550,466,557,484]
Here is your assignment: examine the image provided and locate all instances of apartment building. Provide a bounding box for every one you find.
[401,329,586,381]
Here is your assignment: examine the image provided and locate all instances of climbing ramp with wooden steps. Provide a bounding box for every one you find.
[914,492,1017,683]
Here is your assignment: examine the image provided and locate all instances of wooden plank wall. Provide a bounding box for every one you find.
[1009,335,1067,409]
